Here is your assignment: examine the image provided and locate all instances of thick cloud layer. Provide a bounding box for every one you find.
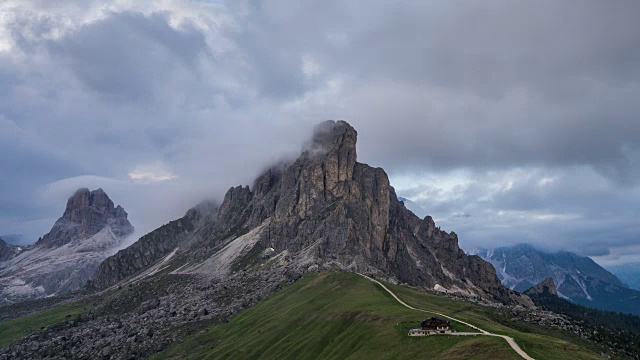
[0,1,638,266]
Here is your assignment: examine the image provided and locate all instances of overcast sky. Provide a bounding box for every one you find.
[1,0,638,266]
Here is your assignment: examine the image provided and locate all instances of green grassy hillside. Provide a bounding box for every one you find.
[386,281,601,360]
[0,301,89,348]
[155,272,601,360]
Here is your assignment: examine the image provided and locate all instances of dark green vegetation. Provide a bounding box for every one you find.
[571,281,640,316]
[529,291,640,358]
[155,272,602,360]
[0,302,89,348]
[0,291,81,322]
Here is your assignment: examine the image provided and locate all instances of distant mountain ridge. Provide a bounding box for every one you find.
[473,244,640,315]
[0,238,23,262]
[607,263,640,291]
[0,188,134,304]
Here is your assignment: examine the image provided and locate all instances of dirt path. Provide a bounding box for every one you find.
[356,273,535,360]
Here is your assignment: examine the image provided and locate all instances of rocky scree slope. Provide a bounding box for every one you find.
[93,120,528,305]
[0,188,134,304]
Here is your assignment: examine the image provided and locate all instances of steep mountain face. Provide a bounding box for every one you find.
[37,188,133,248]
[473,244,640,314]
[0,188,134,305]
[93,121,528,305]
[91,200,217,289]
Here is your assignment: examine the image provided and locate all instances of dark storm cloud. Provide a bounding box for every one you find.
[46,12,208,102]
[0,4,312,241]
[323,1,640,181]
[0,0,639,265]
[218,0,640,184]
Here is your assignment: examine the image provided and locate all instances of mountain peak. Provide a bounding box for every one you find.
[63,188,127,220]
[310,120,356,146]
[37,188,133,248]
[95,120,526,306]
[295,120,359,190]
[1,188,136,303]
[306,120,357,161]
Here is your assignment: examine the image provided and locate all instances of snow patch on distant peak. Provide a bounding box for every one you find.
[571,274,592,301]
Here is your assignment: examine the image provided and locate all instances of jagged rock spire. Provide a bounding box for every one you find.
[305,120,358,183]
[93,120,527,305]
[37,188,133,248]
[63,188,128,222]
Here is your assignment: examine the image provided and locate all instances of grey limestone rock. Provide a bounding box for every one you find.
[94,120,525,305]
[0,189,134,304]
[37,188,133,248]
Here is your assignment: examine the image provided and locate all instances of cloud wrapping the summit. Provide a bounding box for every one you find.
[0,0,638,265]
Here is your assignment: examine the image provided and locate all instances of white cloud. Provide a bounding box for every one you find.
[128,162,178,184]
[538,177,555,186]
[301,54,320,77]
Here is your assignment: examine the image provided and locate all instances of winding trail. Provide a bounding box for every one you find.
[356,273,535,360]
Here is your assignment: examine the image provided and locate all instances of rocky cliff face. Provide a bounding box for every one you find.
[90,200,217,289]
[93,121,526,305]
[0,121,539,359]
[474,244,640,314]
[238,121,522,303]
[0,189,134,305]
[37,188,133,248]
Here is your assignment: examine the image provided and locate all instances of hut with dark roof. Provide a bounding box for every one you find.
[408,317,453,336]
[421,317,450,332]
